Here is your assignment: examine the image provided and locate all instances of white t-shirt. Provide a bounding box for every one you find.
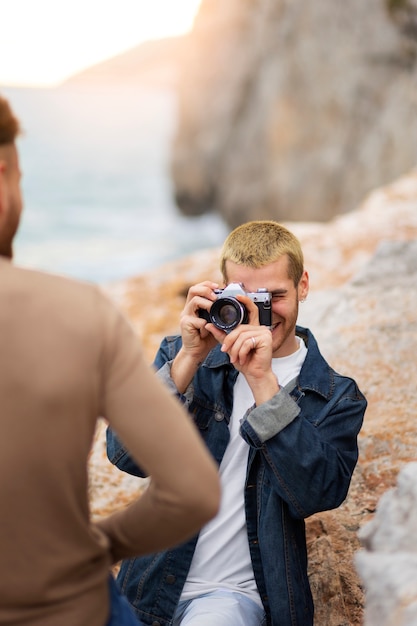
[181,337,307,607]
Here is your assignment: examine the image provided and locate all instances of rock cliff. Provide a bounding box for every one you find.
[171,0,417,227]
[89,169,417,625]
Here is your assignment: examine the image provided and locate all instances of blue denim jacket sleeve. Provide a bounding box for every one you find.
[240,373,366,520]
[106,335,188,476]
[106,425,146,477]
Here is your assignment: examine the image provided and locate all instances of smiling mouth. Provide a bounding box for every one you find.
[269,322,280,332]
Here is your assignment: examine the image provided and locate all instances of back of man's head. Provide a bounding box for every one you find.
[220,220,304,286]
[0,95,22,258]
[0,95,20,146]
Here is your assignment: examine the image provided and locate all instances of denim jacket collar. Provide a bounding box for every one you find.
[295,326,334,400]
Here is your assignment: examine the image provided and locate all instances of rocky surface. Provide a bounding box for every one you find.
[356,462,417,626]
[171,0,417,227]
[89,169,417,624]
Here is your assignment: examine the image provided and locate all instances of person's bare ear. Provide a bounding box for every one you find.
[298,270,309,302]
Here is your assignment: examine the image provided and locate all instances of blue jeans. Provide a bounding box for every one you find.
[173,589,266,626]
[106,575,145,626]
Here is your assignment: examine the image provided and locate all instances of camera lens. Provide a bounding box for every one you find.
[209,297,248,332]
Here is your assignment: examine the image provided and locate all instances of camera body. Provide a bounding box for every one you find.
[198,282,272,333]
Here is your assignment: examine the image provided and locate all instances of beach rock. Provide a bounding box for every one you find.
[90,169,417,624]
[355,462,417,626]
[171,0,417,227]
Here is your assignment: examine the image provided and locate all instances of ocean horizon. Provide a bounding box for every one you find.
[2,84,228,285]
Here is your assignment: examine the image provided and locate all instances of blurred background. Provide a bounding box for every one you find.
[1,0,416,284]
[0,0,228,283]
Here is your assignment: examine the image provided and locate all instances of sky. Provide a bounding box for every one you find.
[0,0,202,87]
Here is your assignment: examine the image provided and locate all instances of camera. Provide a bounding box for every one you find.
[198,282,272,333]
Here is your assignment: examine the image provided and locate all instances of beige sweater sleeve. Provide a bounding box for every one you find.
[95,293,220,562]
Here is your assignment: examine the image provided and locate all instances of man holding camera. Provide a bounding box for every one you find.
[107,220,367,626]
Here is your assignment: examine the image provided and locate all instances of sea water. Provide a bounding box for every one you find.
[2,85,228,284]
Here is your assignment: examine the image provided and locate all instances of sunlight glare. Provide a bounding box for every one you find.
[0,0,202,87]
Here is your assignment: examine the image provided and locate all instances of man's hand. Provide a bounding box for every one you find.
[180,281,220,358]
[207,295,280,406]
[171,281,220,393]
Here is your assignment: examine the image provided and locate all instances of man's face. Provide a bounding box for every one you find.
[0,143,23,258]
[224,256,309,358]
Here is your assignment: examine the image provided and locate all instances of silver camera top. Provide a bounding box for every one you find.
[219,282,246,297]
[220,283,270,303]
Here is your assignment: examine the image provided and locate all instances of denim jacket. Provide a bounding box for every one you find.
[106,326,366,626]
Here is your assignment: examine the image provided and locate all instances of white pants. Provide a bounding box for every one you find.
[173,589,266,626]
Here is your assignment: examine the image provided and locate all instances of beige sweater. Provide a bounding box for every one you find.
[0,258,188,625]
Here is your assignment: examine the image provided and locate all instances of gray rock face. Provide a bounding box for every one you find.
[171,0,417,227]
[356,462,417,626]
[351,239,417,288]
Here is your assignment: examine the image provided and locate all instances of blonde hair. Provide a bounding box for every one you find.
[220,220,304,286]
[0,95,20,145]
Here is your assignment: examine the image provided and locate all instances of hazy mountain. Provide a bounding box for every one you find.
[62,36,185,88]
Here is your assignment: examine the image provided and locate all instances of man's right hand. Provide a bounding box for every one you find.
[171,281,220,393]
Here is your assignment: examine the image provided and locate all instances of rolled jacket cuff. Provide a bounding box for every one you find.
[157,361,194,407]
[241,386,300,444]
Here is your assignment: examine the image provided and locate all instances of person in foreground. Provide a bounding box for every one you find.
[0,94,220,626]
[107,218,368,626]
